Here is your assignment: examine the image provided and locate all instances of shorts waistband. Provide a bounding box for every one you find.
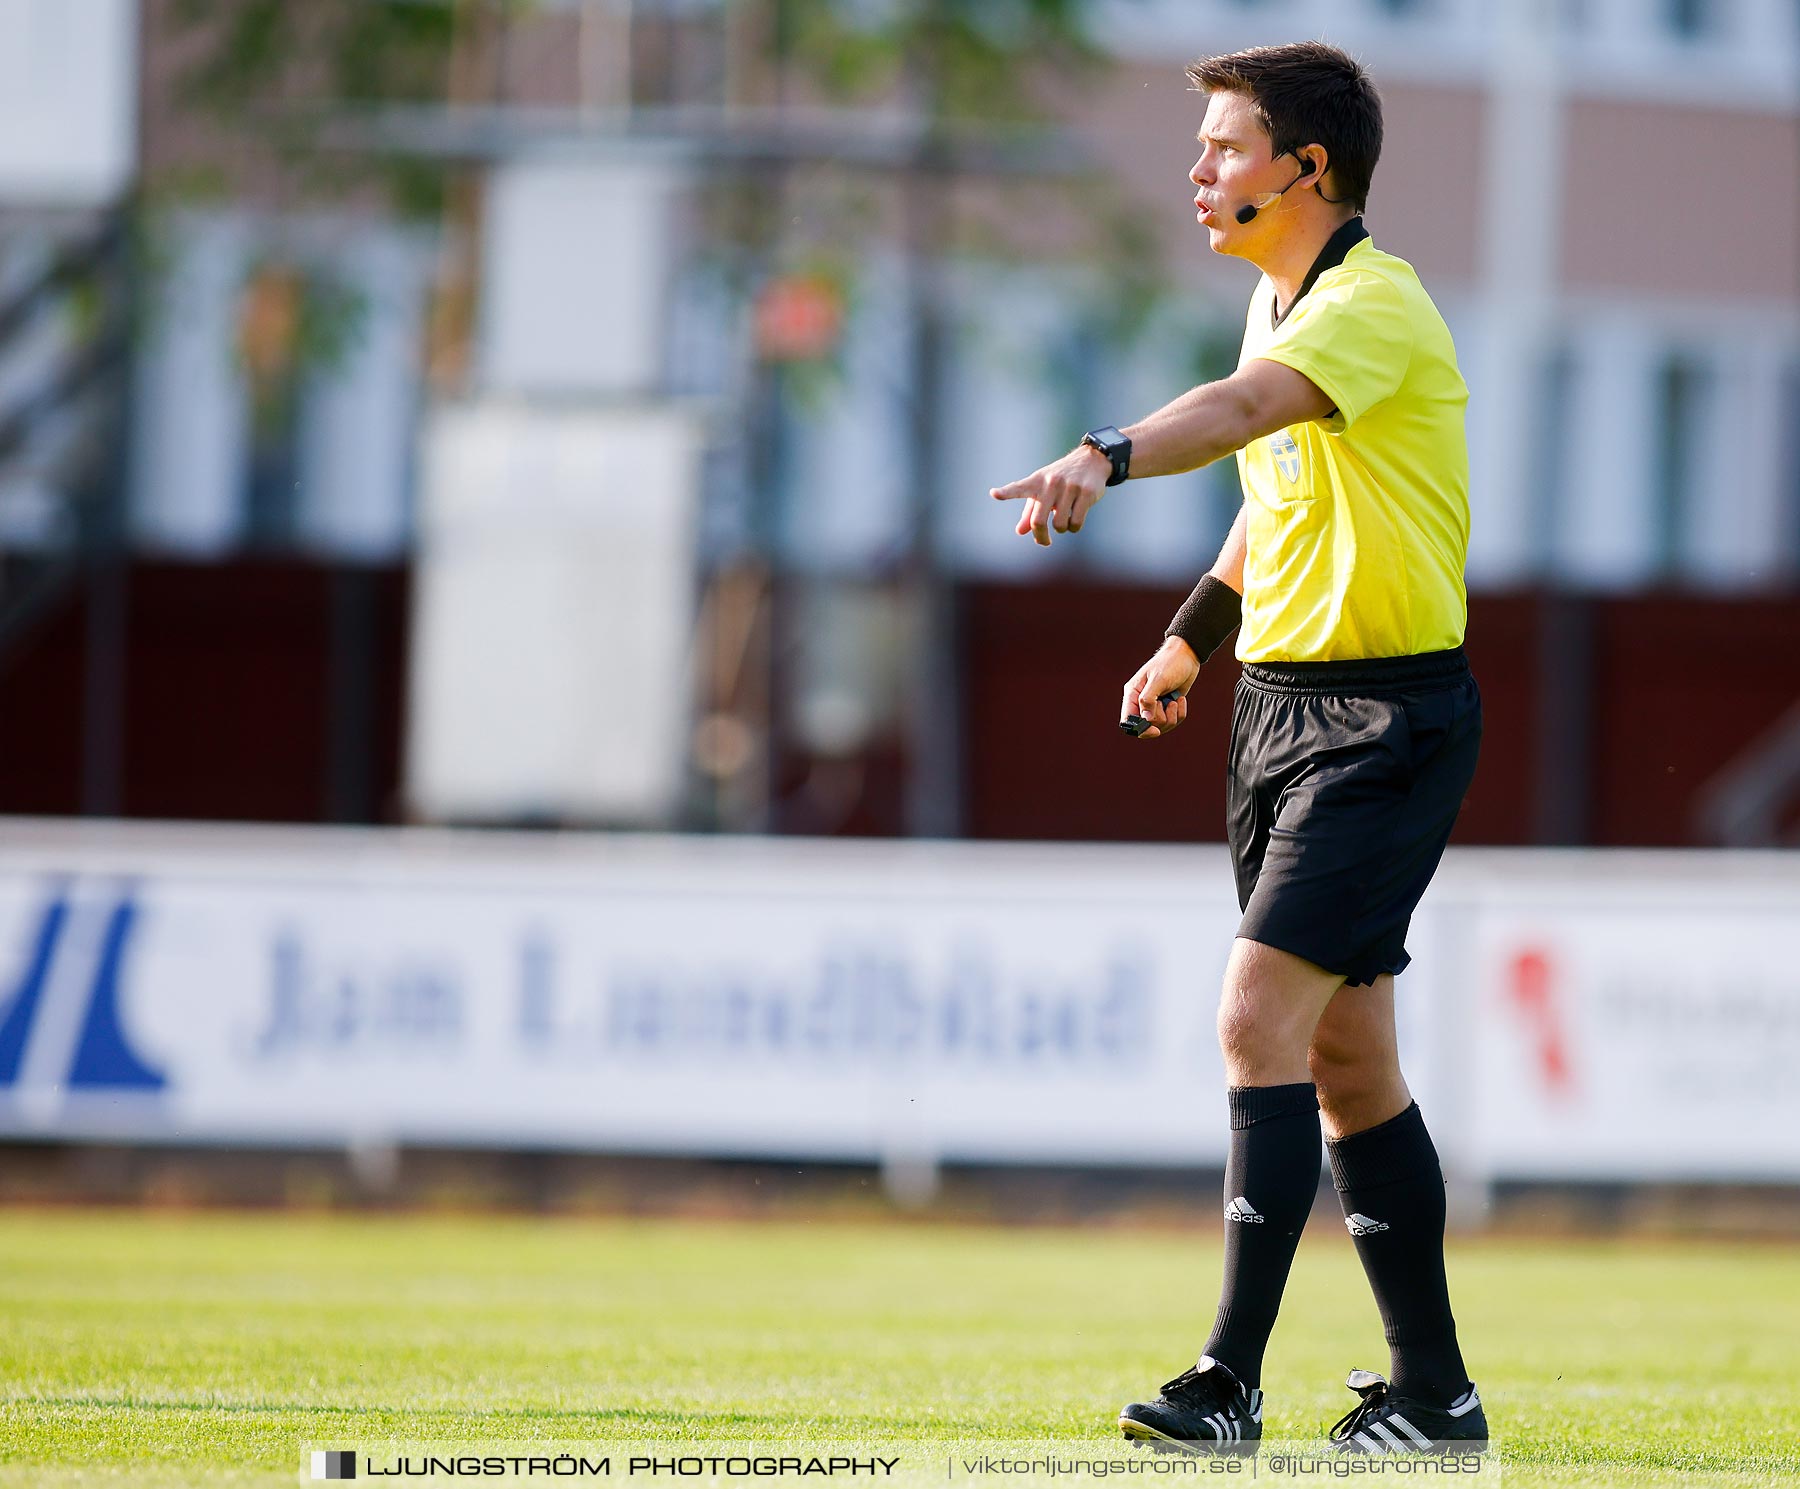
[1239,646,1470,697]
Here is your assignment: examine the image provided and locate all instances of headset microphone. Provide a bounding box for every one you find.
[1234,156,1316,225]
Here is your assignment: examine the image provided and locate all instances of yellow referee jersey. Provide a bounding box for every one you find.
[1233,225,1470,663]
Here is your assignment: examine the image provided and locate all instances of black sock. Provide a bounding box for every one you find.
[1327,1102,1471,1406]
[1201,1082,1321,1390]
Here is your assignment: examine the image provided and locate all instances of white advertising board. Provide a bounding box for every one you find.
[0,0,137,206]
[1445,857,1800,1182]
[0,826,1243,1166]
[0,823,1797,1186]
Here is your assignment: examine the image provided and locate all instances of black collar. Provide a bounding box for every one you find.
[1271,216,1369,328]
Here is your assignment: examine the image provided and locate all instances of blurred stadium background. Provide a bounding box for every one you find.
[1,1,1799,1478]
[3,0,1798,1211]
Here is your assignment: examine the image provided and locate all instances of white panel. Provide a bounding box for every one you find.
[1741,0,1796,55]
[1555,315,1659,588]
[478,152,688,397]
[405,401,703,824]
[775,259,912,573]
[294,229,433,560]
[1083,321,1219,582]
[0,0,136,206]
[936,272,1073,578]
[1453,308,1513,589]
[1469,0,1565,585]
[1685,333,1789,590]
[1677,343,1739,587]
[126,215,252,556]
[1730,335,1791,588]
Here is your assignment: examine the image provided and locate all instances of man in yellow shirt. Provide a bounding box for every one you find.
[992,41,1485,1459]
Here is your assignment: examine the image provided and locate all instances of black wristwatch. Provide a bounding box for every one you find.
[1081,425,1132,486]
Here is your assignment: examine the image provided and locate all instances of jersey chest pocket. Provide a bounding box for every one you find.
[1242,428,1321,508]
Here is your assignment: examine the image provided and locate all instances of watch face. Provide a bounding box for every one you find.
[1085,427,1129,484]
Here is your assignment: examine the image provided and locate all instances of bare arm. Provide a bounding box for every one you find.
[1210,500,1248,594]
[1107,364,1327,739]
[990,359,1327,738]
[1122,359,1334,480]
[1121,501,1247,739]
[1118,477,1253,741]
[992,358,1332,546]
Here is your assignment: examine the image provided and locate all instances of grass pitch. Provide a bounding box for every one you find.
[1,1206,1797,1486]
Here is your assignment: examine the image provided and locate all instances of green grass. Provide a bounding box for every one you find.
[1,1207,1797,1486]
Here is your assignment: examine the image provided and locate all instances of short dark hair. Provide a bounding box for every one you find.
[1186,42,1383,213]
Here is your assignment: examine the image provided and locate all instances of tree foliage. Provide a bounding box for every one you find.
[171,0,462,113]
[778,0,1099,119]
[164,0,474,217]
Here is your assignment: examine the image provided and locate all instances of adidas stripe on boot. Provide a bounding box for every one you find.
[1118,1355,1263,1456]
[1328,1370,1488,1455]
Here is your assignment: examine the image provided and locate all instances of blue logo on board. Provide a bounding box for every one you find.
[0,888,165,1095]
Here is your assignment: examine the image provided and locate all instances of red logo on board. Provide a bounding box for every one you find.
[1505,947,1574,1097]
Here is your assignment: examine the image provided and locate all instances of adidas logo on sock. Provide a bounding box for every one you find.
[1344,1212,1389,1236]
[1225,1197,1264,1223]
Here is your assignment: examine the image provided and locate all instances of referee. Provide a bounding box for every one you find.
[991,43,1486,1457]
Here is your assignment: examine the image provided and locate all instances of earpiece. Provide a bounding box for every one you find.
[1233,153,1322,225]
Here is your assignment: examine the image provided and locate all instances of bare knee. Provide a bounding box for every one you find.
[1308,1034,1407,1138]
[1216,959,1296,1073]
[1308,1034,1381,1109]
[1215,941,1337,1085]
[1216,980,1260,1070]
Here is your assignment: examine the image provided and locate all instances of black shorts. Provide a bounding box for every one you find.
[1227,647,1481,987]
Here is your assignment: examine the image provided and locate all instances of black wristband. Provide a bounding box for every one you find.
[1164,574,1242,663]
